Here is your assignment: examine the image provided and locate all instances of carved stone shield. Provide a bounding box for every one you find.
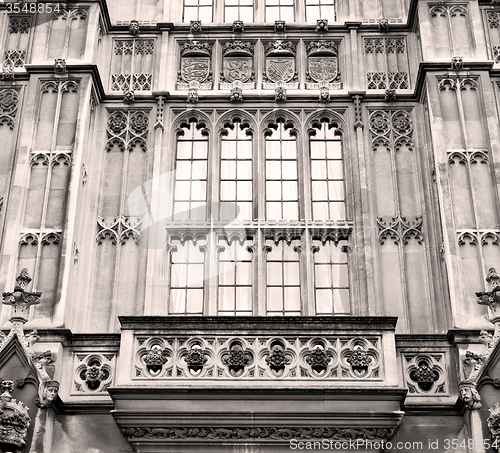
[265,58,295,83]
[308,57,338,83]
[223,57,252,83]
[181,57,210,83]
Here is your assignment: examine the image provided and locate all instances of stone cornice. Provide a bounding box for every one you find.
[118,315,399,331]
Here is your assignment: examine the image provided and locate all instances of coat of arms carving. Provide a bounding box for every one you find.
[220,41,255,90]
[305,41,342,90]
[263,40,298,90]
[176,42,213,90]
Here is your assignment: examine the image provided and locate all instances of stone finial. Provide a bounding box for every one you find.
[275,20,286,32]
[190,20,202,33]
[129,20,140,35]
[451,56,464,70]
[459,380,482,410]
[2,269,41,324]
[232,20,244,32]
[316,19,328,32]
[476,268,500,327]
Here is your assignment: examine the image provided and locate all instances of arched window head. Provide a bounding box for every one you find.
[309,119,345,221]
[220,120,253,221]
[173,119,209,221]
[265,120,299,221]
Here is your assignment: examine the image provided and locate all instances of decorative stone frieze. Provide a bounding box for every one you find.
[74,353,114,394]
[121,426,396,441]
[133,335,381,380]
[369,109,413,152]
[97,215,142,245]
[377,215,423,245]
[0,89,19,129]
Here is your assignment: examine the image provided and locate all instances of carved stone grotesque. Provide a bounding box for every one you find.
[305,346,330,374]
[190,20,202,33]
[123,90,135,103]
[144,345,169,375]
[378,18,389,31]
[459,381,481,410]
[230,86,243,102]
[33,350,54,381]
[451,56,464,70]
[184,346,207,373]
[384,89,396,101]
[2,269,41,323]
[0,379,30,451]
[488,403,500,445]
[37,380,59,408]
[232,20,244,32]
[275,86,287,102]
[275,20,286,32]
[54,58,67,74]
[462,350,485,380]
[221,343,252,376]
[129,20,140,35]
[316,19,328,32]
[319,86,330,103]
[187,88,199,103]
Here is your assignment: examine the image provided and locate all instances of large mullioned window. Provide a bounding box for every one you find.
[168,113,350,316]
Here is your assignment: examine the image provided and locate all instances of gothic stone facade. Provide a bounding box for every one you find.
[2,0,500,452]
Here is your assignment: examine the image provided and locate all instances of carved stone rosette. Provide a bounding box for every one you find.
[73,353,115,394]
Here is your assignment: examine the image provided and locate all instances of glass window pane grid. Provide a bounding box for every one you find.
[225,0,254,21]
[266,240,300,315]
[305,0,335,21]
[183,0,213,21]
[265,0,294,21]
[266,124,299,220]
[310,123,344,220]
[174,122,208,221]
[220,124,252,220]
[218,239,253,315]
[313,240,349,314]
[170,241,204,315]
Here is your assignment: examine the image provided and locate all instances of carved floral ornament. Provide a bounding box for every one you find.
[121,426,396,442]
[134,336,380,380]
[74,354,114,393]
